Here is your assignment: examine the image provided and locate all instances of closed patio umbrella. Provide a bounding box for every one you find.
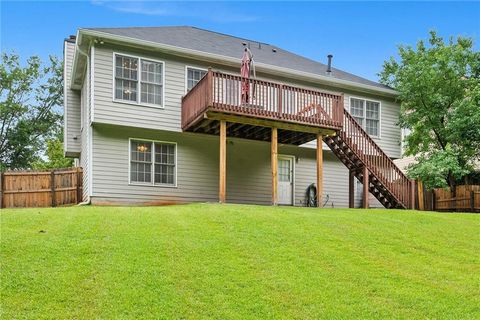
[241,48,251,104]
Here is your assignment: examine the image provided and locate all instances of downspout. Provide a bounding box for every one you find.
[77,199,91,206]
[75,40,92,206]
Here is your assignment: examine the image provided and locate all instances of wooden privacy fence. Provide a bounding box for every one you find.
[0,168,83,208]
[417,183,480,212]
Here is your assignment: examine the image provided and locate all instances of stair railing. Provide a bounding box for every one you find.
[341,109,412,208]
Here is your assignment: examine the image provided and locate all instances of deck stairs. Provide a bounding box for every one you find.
[322,109,411,209]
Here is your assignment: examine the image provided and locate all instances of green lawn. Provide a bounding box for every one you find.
[1,204,479,319]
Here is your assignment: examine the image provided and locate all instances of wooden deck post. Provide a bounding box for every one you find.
[362,166,369,209]
[271,127,278,205]
[349,169,355,208]
[206,68,213,106]
[219,120,227,203]
[316,134,323,207]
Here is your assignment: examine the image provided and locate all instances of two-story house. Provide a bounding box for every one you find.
[64,26,414,208]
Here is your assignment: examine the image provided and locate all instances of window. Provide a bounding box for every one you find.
[154,143,175,185]
[365,100,380,136]
[130,141,152,183]
[278,159,291,182]
[350,98,364,126]
[114,54,163,107]
[186,67,207,92]
[350,98,380,136]
[130,139,176,186]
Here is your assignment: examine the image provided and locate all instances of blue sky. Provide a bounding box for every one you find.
[1,1,479,82]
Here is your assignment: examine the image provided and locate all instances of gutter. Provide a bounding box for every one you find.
[73,29,398,97]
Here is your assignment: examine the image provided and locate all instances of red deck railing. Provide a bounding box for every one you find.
[182,70,344,130]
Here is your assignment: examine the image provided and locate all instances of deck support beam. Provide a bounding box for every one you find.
[362,166,369,209]
[271,127,278,206]
[219,120,226,203]
[316,134,323,207]
[349,169,355,208]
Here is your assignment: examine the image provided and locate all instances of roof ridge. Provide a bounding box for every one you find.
[188,26,272,46]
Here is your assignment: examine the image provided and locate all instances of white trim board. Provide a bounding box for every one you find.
[63,41,69,155]
[90,44,95,123]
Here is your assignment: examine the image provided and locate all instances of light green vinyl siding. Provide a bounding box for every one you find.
[91,124,362,207]
[64,41,81,155]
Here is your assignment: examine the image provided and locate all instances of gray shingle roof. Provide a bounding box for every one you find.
[85,26,391,90]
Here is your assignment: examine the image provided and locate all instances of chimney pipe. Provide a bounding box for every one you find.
[326,54,333,74]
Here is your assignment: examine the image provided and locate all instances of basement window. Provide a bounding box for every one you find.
[129,139,176,186]
[350,97,380,137]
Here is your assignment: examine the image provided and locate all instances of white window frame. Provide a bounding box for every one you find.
[112,52,165,109]
[128,138,177,188]
[185,65,208,93]
[349,96,381,138]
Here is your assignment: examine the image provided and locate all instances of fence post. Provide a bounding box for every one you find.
[410,179,416,210]
[51,170,56,207]
[0,172,3,209]
[471,191,475,212]
[417,180,424,211]
[76,168,82,204]
[432,190,436,211]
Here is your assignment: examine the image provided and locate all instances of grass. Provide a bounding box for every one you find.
[1,204,479,319]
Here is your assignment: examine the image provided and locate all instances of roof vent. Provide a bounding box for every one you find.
[326,54,333,74]
[272,48,277,53]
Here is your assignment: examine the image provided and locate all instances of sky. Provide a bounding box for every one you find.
[1,1,479,82]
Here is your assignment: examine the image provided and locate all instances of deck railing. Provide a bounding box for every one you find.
[182,70,344,130]
[341,110,413,208]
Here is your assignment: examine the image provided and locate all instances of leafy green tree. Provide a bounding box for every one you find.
[32,131,73,170]
[380,31,480,191]
[0,53,63,171]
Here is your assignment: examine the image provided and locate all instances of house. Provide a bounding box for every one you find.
[64,26,414,208]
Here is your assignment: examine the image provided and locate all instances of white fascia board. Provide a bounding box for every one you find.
[73,29,398,97]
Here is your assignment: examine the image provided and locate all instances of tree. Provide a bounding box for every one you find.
[31,131,73,170]
[0,53,63,171]
[379,31,480,191]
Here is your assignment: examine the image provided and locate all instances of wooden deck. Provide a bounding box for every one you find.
[181,70,413,209]
[181,70,344,145]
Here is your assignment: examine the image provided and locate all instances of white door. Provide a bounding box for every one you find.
[278,156,294,205]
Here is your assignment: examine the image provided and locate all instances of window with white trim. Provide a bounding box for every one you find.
[130,140,176,186]
[350,98,380,136]
[115,54,163,107]
[186,67,207,92]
